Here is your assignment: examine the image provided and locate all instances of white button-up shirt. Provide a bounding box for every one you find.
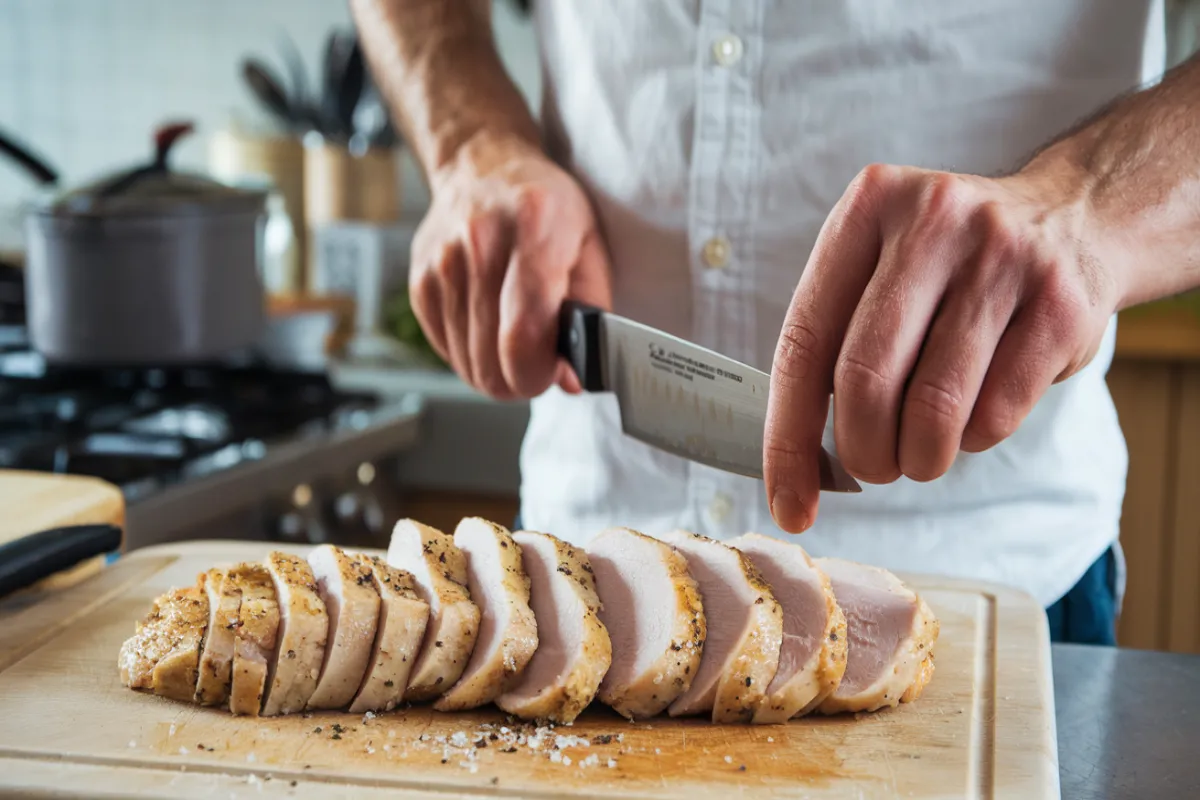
[521,0,1167,606]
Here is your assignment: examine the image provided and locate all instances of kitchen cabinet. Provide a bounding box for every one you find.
[1109,307,1200,653]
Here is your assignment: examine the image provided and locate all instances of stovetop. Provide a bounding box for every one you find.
[0,324,380,501]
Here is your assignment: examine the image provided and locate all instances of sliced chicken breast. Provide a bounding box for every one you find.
[227,563,281,716]
[732,534,847,723]
[194,568,240,706]
[349,556,430,714]
[587,527,706,720]
[496,531,612,724]
[661,530,783,723]
[814,558,939,714]
[305,546,380,710]
[261,551,329,716]
[387,519,481,702]
[435,518,538,711]
[118,578,209,703]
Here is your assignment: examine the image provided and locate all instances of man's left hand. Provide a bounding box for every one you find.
[763,163,1119,532]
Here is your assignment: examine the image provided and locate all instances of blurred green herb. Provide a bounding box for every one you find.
[384,288,448,369]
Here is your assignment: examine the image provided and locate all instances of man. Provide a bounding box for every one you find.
[352,0,1196,644]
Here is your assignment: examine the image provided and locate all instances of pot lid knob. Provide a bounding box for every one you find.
[153,122,195,170]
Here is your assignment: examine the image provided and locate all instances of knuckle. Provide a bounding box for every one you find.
[1037,271,1090,339]
[463,211,504,272]
[904,378,966,427]
[514,185,550,234]
[834,354,892,408]
[921,172,970,222]
[763,438,805,472]
[973,201,1019,260]
[501,311,548,355]
[774,322,826,386]
[842,164,895,223]
[432,242,461,283]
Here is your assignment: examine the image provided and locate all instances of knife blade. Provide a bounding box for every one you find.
[557,301,861,493]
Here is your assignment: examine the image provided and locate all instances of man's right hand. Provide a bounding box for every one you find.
[410,134,613,400]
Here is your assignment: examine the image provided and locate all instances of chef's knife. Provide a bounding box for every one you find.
[557,301,861,492]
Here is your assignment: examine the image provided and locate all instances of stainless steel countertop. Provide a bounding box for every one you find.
[1053,643,1200,799]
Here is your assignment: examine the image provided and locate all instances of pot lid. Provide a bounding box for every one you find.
[43,122,267,218]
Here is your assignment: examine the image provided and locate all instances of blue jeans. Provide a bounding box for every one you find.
[511,514,1118,646]
[1045,547,1118,646]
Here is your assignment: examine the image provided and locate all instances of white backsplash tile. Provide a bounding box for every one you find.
[0,0,542,223]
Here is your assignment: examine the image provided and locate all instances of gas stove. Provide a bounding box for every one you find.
[0,271,422,550]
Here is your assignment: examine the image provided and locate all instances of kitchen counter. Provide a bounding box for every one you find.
[1053,643,1200,799]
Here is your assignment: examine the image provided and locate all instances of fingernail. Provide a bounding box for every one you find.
[770,487,810,532]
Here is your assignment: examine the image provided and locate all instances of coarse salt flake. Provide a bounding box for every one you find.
[724,755,733,764]
[178,747,188,755]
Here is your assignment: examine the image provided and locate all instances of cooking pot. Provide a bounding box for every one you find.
[23,122,269,365]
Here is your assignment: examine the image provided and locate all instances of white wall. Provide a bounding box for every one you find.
[0,0,541,223]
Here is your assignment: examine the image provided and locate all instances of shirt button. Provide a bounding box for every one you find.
[702,236,731,269]
[708,493,733,524]
[712,34,744,67]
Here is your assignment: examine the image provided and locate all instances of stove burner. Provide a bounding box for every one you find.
[0,322,378,494]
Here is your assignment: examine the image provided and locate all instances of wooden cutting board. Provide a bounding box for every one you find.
[0,541,1059,799]
[0,469,125,591]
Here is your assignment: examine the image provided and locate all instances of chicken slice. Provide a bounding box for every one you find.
[814,558,939,714]
[305,546,380,710]
[496,531,612,724]
[387,519,481,702]
[349,555,430,714]
[731,534,847,723]
[227,563,280,716]
[660,530,782,723]
[118,577,209,703]
[194,568,240,706]
[435,518,538,711]
[587,527,705,720]
[261,551,329,716]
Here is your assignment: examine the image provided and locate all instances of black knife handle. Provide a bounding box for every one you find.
[0,524,123,598]
[557,301,606,392]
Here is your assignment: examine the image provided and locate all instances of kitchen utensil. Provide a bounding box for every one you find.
[0,469,125,593]
[0,128,59,186]
[321,30,351,138]
[276,31,319,130]
[337,38,366,139]
[558,301,861,492]
[0,524,122,598]
[241,58,295,129]
[0,539,1059,798]
[24,121,268,365]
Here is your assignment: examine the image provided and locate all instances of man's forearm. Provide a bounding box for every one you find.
[1019,54,1200,309]
[350,0,541,184]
